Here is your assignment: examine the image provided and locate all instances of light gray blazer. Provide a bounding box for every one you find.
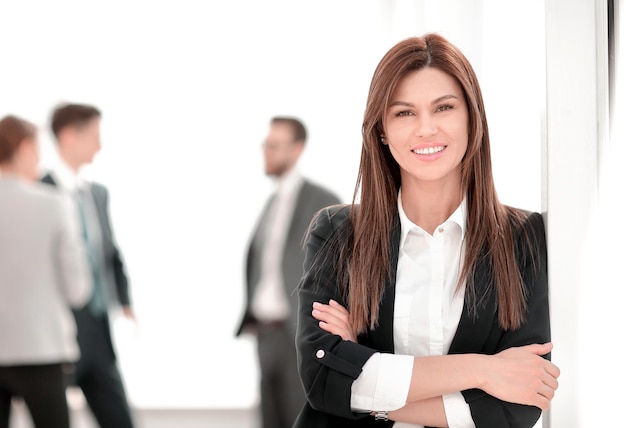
[0,178,91,365]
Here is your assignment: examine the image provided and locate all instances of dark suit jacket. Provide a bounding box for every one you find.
[41,173,131,309]
[236,179,341,339]
[294,205,550,428]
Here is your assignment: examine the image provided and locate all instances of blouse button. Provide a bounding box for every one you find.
[438,227,444,233]
[315,349,325,359]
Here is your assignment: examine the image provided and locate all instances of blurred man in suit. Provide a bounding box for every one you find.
[41,103,135,428]
[236,116,341,428]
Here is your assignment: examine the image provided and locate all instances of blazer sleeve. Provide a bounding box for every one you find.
[93,184,132,306]
[461,212,550,428]
[295,206,378,421]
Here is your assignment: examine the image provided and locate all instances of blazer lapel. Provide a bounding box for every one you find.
[89,184,108,235]
[287,181,308,238]
[448,251,497,354]
[257,194,276,239]
[367,212,401,353]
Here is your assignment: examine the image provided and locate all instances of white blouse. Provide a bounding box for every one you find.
[351,192,475,428]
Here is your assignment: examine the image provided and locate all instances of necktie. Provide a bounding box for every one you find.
[76,188,107,316]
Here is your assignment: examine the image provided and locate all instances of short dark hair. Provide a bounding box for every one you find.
[271,116,307,144]
[0,115,37,163]
[50,103,101,138]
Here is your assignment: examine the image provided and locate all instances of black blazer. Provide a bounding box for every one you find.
[294,205,550,428]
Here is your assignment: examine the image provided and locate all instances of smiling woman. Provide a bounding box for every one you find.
[294,33,557,428]
[383,68,469,197]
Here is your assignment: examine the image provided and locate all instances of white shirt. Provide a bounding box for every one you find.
[48,162,108,306]
[251,167,304,322]
[50,161,105,255]
[50,160,82,193]
[351,192,475,428]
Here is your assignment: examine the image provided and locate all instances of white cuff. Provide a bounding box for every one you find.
[351,353,414,412]
[442,392,475,428]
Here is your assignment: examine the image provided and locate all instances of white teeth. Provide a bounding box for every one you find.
[413,146,445,155]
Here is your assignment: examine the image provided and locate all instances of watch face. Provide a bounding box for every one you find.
[374,411,389,421]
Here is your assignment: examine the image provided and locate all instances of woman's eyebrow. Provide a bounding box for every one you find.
[431,94,459,104]
[388,100,414,107]
[389,94,459,108]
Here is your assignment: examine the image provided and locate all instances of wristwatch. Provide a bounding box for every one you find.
[374,410,389,421]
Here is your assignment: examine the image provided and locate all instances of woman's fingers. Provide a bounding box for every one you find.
[544,360,561,379]
[542,368,559,391]
[312,302,345,321]
[533,394,551,411]
[329,299,349,313]
[483,345,560,409]
[538,381,556,401]
[312,301,356,342]
[312,302,349,332]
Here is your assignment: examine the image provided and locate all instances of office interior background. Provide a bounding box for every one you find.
[1,0,624,427]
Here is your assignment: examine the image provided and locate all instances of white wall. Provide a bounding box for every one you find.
[0,0,545,411]
[544,0,626,426]
[543,1,599,423]
[576,1,626,426]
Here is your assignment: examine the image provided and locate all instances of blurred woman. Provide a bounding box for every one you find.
[0,115,90,428]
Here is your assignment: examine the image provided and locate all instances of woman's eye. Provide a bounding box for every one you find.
[395,110,412,117]
[436,104,453,112]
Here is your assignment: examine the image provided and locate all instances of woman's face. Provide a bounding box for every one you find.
[383,67,469,190]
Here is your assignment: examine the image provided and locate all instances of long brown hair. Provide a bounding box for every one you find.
[339,33,529,334]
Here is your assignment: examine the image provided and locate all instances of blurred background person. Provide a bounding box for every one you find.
[41,103,136,428]
[235,116,341,428]
[0,115,91,428]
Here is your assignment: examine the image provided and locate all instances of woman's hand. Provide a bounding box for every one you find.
[481,343,560,410]
[311,300,357,342]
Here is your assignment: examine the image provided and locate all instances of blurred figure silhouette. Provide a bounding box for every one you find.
[0,115,90,428]
[235,116,341,428]
[41,103,136,428]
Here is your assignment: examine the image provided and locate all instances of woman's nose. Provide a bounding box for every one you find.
[413,114,437,138]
